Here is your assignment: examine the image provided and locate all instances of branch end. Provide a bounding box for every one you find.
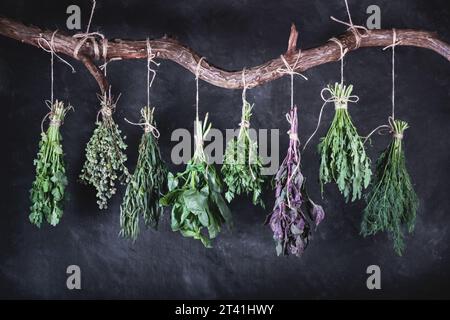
[286,23,299,55]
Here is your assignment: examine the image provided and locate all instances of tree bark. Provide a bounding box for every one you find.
[0,17,449,93]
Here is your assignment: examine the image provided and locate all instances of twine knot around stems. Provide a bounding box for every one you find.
[239,120,250,128]
[330,0,369,50]
[41,100,73,132]
[364,116,404,143]
[124,106,161,139]
[393,133,404,140]
[96,88,120,122]
[302,83,359,151]
[49,116,61,128]
[101,106,112,118]
[286,110,299,142]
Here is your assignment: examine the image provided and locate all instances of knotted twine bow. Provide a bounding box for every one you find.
[125,107,160,137]
[72,0,108,64]
[277,51,308,111]
[301,34,359,151]
[37,30,75,132]
[364,29,403,142]
[124,39,160,138]
[302,84,360,151]
[330,0,369,50]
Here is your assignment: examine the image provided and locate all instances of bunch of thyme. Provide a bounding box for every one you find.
[79,92,129,209]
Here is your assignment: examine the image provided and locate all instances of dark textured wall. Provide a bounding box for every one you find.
[0,0,449,299]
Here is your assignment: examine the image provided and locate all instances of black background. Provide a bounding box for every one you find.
[0,0,449,299]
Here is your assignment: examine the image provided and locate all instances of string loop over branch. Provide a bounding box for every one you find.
[330,0,369,49]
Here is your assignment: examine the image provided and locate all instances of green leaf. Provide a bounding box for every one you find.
[167,172,178,191]
[182,189,209,216]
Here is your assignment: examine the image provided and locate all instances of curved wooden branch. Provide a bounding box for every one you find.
[0,16,449,91]
[78,55,108,94]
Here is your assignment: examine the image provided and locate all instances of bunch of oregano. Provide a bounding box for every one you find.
[361,119,418,256]
[30,100,72,227]
[120,106,168,241]
[79,92,129,209]
[221,98,265,207]
[160,114,232,247]
[318,82,372,202]
[266,106,325,256]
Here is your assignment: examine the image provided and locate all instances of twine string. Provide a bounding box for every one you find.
[286,112,299,142]
[40,100,73,132]
[329,37,348,85]
[240,68,250,128]
[146,38,160,107]
[239,68,255,179]
[40,101,53,133]
[285,106,301,209]
[124,115,160,139]
[96,88,120,122]
[38,31,75,132]
[72,0,106,61]
[383,28,401,120]
[85,0,96,34]
[302,87,359,151]
[38,31,76,105]
[193,57,206,160]
[277,51,308,108]
[98,39,123,76]
[364,29,402,142]
[330,0,369,49]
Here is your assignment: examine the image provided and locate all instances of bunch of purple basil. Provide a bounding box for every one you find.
[266,106,325,256]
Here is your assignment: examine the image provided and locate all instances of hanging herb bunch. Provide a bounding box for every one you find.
[160,113,233,247]
[361,119,418,255]
[266,106,325,256]
[120,106,168,241]
[30,100,73,227]
[221,93,266,207]
[318,82,372,202]
[79,91,129,209]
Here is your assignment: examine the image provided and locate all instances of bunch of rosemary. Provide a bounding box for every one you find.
[266,106,325,256]
[318,82,372,202]
[79,93,129,209]
[120,106,168,241]
[221,98,265,207]
[361,119,418,255]
[160,114,232,247]
[30,100,72,227]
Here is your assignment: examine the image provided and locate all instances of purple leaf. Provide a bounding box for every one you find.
[265,106,325,257]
